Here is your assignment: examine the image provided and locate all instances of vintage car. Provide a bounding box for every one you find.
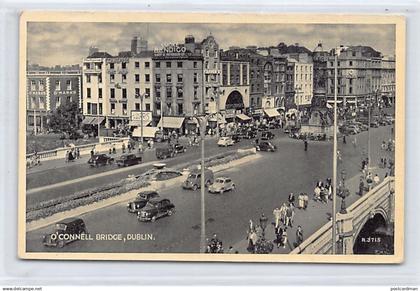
[155,147,175,159]
[230,134,242,143]
[241,129,257,139]
[208,177,236,194]
[256,141,277,152]
[370,121,379,128]
[127,190,160,213]
[182,168,214,190]
[261,131,275,140]
[42,218,87,248]
[137,198,175,222]
[217,137,234,147]
[88,154,114,167]
[116,153,142,167]
[173,143,187,154]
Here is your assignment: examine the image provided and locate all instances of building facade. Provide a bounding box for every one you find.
[288,56,314,108]
[26,68,82,132]
[380,55,396,105]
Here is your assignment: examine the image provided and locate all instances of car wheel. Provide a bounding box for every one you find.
[151,216,157,222]
[168,210,173,216]
[231,184,236,191]
[256,147,260,151]
[220,189,224,194]
[192,184,198,191]
[205,180,211,187]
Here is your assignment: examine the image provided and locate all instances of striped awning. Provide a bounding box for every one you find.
[157,117,185,129]
[132,127,160,138]
[236,113,252,121]
[264,108,281,118]
[82,116,95,125]
[128,119,152,127]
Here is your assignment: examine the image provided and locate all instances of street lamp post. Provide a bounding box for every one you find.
[135,92,148,144]
[213,87,222,138]
[367,89,379,169]
[338,169,350,214]
[254,213,273,254]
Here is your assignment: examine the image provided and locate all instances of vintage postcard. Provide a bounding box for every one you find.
[18,12,405,263]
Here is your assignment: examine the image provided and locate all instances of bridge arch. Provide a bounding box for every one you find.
[353,208,389,254]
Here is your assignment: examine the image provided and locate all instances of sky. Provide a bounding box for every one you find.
[27,22,396,67]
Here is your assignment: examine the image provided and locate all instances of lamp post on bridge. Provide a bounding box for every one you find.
[338,169,350,214]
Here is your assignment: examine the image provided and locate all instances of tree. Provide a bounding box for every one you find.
[48,101,81,137]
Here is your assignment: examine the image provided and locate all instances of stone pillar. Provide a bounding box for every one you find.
[337,212,354,255]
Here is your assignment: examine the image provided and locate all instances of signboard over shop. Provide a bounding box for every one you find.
[105,57,130,64]
[154,43,187,57]
[131,110,152,123]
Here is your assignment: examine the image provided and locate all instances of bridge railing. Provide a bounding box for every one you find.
[291,176,395,254]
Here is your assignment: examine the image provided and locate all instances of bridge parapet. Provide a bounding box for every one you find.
[291,177,395,255]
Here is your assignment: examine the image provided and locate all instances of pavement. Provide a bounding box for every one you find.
[25,124,394,253]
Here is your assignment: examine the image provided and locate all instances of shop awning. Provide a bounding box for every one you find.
[82,116,95,125]
[236,113,251,121]
[208,113,226,124]
[128,119,152,127]
[157,116,185,129]
[264,108,281,118]
[132,127,160,138]
[91,117,105,124]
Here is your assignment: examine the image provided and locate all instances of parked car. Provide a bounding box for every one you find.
[261,131,275,140]
[370,121,379,128]
[345,125,361,133]
[173,143,187,154]
[230,134,242,143]
[183,168,214,190]
[137,198,175,222]
[155,147,175,159]
[208,177,236,194]
[241,129,257,139]
[116,153,142,167]
[256,141,277,152]
[127,190,159,213]
[42,218,87,248]
[88,154,114,167]
[217,137,234,147]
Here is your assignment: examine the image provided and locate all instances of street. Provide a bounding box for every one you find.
[26,124,394,253]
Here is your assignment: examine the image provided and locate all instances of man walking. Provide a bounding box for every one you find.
[304,139,308,151]
[295,226,304,248]
[273,207,282,228]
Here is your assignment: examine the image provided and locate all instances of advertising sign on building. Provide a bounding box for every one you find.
[131,111,152,123]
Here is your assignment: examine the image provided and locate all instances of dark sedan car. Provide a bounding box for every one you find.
[173,144,187,154]
[88,154,114,167]
[256,141,277,152]
[261,131,275,140]
[43,218,87,248]
[127,190,160,213]
[116,154,142,167]
[137,198,175,222]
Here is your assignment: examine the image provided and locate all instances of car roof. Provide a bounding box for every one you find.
[57,218,84,224]
[148,198,170,203]
[216,177,229,180]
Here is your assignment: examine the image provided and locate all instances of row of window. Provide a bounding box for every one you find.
[30,80,73,91]
[85,73,201,84]
[155,86,199,100]
[86,102,151,115]
[86,88,151,99]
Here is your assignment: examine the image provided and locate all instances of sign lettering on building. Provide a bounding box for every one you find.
[131,111,152,123]
[154,43,187,57]
[54,90,77,95]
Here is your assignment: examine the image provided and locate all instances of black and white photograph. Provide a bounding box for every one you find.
[18,12,405,262]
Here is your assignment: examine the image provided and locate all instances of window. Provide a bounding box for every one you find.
[177,62,183,68]
[166,61,171,68]
[98,74,102,83]
[66,80,71,90]
[330,62,334,66]
[155,74,161,83]
[166,87,172,98]
[337,61,340,67]
[145,62,150,68]
[177,74,183,83]
[122,62,127,69]
[56,96,61,108]
[166,74,172,83]
[122,88,127,98]
[135,74,140,82]
[349,61,353,66]
[135,88,140,97]
[177,103,183,115]
[145,103,151,111]
[99,103,103,114]
[122,74,127,82]
[193,73,198,83]
[349,79,353,85]
[87,88,91,98]
[145,74,150,82]
[177,87,183,98]
[30,80,36,91]
[122,103,127,115]
[352,51,356,57]
[145,88,150,97]
[39,80,45,91]
[85,63,91,69]
[98,88,102,99]
[155,62,160,68]
[135,103,140,110]
[67,96,72,103]
[110,63,114,69]
[193,61,198,68]
[86,75,91,83]
[349,87,353,94]
[155,86,161,98]
[110,88,115,98]
[135,62,140,68]
[194,87,198,99]
[110,103,115,114]
[110,74,115,82]
[205,61,208,69]
[87,103,91,114]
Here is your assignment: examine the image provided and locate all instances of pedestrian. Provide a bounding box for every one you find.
[288,192,295,205]
[366,172,373,190]
[337,150,342,162]
[352,136,357,148]
[304,139,308,151]
[343,135,346,144]
[273,207,282,228]
[255,138,259,145]
[314,185,321,201]
[275,226,283,248]
[361,159,366,171]
[122,142,126,153]
[150,139,154,149]
[320,186,328,204]
[128,143,132,152]
[373,174,380,185]
[138,142,144,153]
[65,150,69,163]
[76,148,80,159]
[279,203,287,225]
[298,193,305,209]
[147,139,151,149]
[112,144,116,154]
[281,228,288,249]
[303,193,309,209]
[247,230,258,253]
[90,148,94,159]
[285,203,294,228]
[358,177,365,196]
[295,226,304,248]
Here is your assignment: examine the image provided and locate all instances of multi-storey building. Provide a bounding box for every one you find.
[380,55,396,105]
[26,67,82,132]
[82,39,154,130]
[287,55,314,108]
